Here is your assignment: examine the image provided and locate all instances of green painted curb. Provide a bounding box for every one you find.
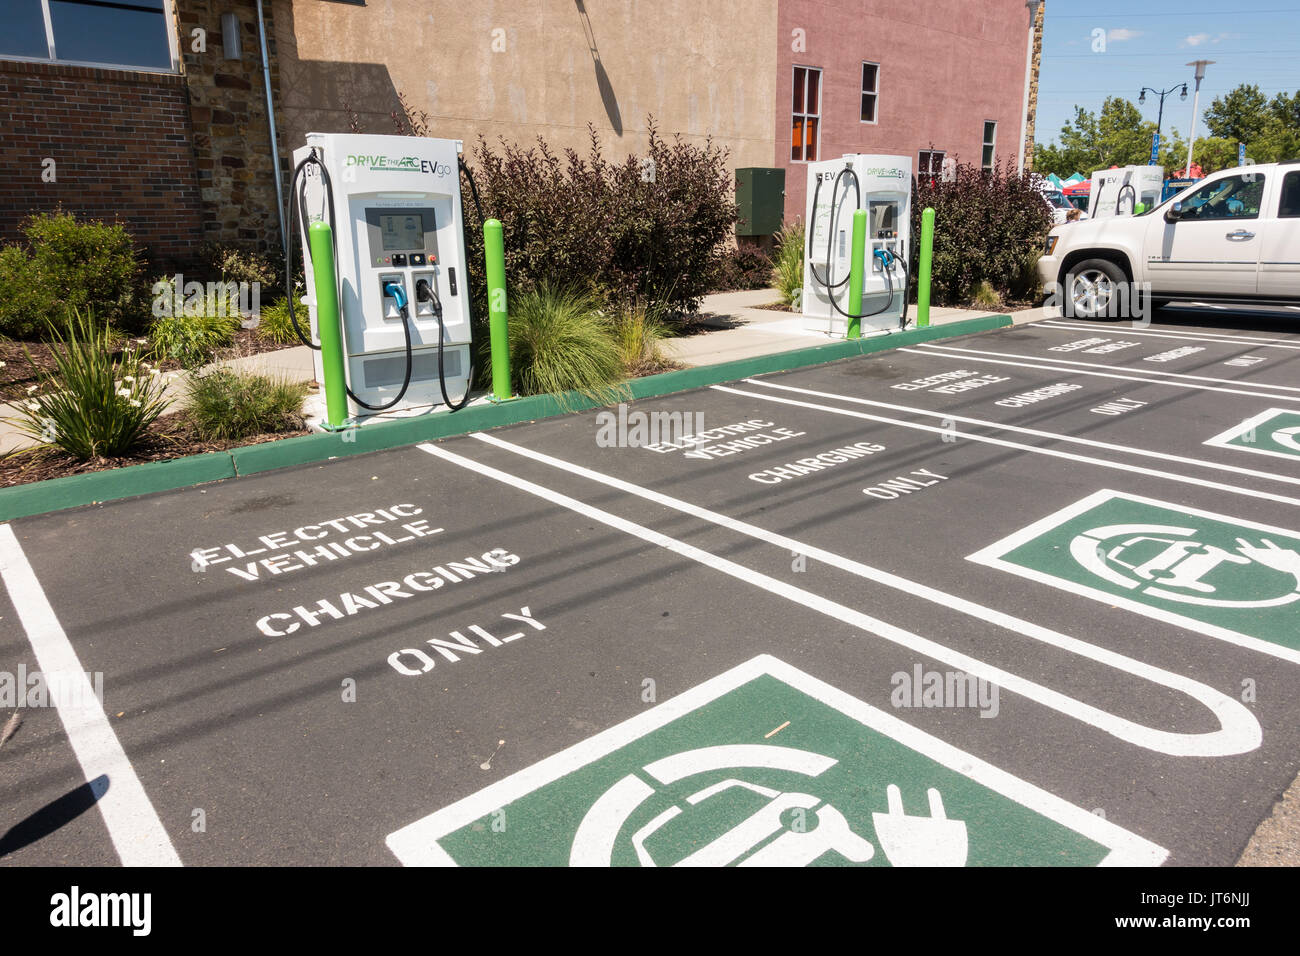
[0,451,236,521]
[1,314,1011,521]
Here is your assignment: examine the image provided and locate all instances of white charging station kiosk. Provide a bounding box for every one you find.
[1089,165,1165,219]
[294,132,472,419]
[803,154,912,336]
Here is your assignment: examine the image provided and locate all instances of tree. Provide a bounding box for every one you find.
[1034,97,1159,176]
[1205,84,1271,144]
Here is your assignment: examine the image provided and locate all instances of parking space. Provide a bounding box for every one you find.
[3,314,1299,867]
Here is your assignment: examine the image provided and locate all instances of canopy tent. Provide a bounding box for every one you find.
[1062,180,1090,196]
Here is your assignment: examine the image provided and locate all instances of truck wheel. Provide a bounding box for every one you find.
[1063,259,1128,320]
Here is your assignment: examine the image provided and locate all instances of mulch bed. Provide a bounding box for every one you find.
[1,413,309,488]
[0,330,299,403]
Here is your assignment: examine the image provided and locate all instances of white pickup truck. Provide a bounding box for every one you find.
[1038,161,1300,319]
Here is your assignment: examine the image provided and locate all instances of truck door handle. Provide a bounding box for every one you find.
[1225,230,1256,240]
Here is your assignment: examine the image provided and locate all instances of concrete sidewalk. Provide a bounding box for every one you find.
[664,288,1033,367]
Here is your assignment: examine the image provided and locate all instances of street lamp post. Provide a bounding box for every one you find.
[1185,59,1215,177]
[1138,82,1188,165]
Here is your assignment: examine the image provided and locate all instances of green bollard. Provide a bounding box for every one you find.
[308,220,349,428]
[917,207,935,328]
[846,209,867,340]
[483,218,514,402]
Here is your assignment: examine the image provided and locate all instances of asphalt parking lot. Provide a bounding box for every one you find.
[2,308,1298,867]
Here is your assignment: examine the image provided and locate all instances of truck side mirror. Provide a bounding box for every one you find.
[1164,201,1183,223]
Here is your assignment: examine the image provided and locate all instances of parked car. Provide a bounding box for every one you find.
[1040,187,1085,224]
[1038,161,1300,318]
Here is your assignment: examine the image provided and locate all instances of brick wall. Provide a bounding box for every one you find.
[1024,1,1045,171]
[0,60,204,263]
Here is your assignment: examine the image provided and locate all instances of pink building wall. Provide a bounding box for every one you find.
[776,0,1037,224]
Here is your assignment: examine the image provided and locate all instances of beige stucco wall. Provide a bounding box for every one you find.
[276,0,777,170]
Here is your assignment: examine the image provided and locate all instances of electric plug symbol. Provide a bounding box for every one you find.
[871,784,968,867]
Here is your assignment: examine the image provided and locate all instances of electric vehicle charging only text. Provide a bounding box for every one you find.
[803,154,912,337]
[290,132,476,423]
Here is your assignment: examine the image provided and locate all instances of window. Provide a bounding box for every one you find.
[1279,171,1300,218]
[919,150,945,179]
[0,0,177,72]
[1179,174,1267,221]
[791,65,821,163]
[861,62,879,124]
[982,122,997,172]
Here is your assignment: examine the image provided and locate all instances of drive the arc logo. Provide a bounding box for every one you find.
[345,154,453,177]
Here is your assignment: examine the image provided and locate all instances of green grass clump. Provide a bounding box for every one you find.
[9,310,170,459]
[607,298,672,375]
[507,283,626,405]
[145,277,241,368]
[184,367,308,442]
[773,221,805,307]
[252,295,311,346]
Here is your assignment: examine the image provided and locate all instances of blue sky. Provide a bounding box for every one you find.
[1036,2,1300,146]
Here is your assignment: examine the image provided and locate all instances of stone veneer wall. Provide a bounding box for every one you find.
[1024,1,1045,171]
[174,0,285,252]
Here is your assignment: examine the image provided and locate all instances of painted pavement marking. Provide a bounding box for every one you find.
[914,343,1300,393]
[385,655,1167,867]
[430,437,1261,757]
[968,490,1300,664]
[1040,321,1300,351]
[738,378,1300,489]
[896,348,1300,404]
[0,524,182,866]
[1205,408,1300,463]
[709,385,1300,508]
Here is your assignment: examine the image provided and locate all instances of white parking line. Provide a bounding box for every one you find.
[916,343,1300,392]
[1039,321,1300,351]
[710,385,1300,508]
[431,435,1262,757]
[896,347,1300,403]
[739,378,1300,488]
[0,525,182,866]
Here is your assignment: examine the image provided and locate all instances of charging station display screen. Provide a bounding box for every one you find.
[871,202,899,236]
[379,215,425,251]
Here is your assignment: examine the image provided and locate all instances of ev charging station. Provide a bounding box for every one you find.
[803,154,912,337]
[292,132,474,423]
[1089,165,1165,219]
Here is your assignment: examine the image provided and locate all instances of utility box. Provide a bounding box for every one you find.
[735,167,786,236]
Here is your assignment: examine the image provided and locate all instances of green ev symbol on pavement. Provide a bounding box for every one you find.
[385,656,1164,867]
[970,490,1300,660]
[1205,408,1300,462]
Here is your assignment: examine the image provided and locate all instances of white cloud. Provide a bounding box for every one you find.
[1182,31,1242,47]
[1107,28,1143,42]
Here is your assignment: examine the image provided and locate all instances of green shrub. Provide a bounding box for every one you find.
[8,311,170,459]
[911,159,1053,306]
[199,242,279,288]
[711,245,774,291]
[608,299,672,375]
[506,283,625,404]
[460,119,737,319]
[773,222,805,307]
[184,367,308,442]
[146,277,241,367]
[0,211,143,339]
